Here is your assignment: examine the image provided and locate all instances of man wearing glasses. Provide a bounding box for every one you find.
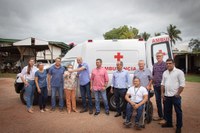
[152,52,167,124]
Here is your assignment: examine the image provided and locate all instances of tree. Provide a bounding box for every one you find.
[167,24,182,46]
[189,38,200,52]
[154,32,161,36]
[141,32,151,41]
[103,25,139,39]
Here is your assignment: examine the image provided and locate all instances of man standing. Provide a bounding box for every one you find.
[91,59,109,116]
[124,77,148,130]
[70,57,93,114]
[134,60,152,90]
[111,61,131,118]
[48,57,65,112]
[152,52,167,124]
[161,58,185,133]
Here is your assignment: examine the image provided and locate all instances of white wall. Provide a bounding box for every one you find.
[37,45,61,60]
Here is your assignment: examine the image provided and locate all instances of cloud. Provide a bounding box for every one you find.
[0,0,199,44]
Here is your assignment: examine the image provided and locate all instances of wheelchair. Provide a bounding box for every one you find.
[139,90,154,128]
[124,90,154,129]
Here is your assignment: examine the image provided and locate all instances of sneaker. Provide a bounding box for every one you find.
[124,121,132,127]
[40,109,44,113]
[89,109,93,114]
[153,116,163,121]
[27,109,34,114]
[94,112,100,116]
[159,119,167,125]
[80,109,88,113]
[43,108,49,111]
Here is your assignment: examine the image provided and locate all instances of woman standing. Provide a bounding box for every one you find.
[64,64,78,113]
[35,62,48,112]
[19,58,38,113]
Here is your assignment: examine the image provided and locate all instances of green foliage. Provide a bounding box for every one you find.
[154,32,161,36]
[167,24,182,45]
[186,74,200,82]
[141,32,151,41]
[103,25,139,39]
[189,38,200,52]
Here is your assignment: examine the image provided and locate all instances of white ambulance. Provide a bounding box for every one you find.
[61,35,173,110]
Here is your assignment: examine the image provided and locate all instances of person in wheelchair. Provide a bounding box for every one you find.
[124,77,148,130]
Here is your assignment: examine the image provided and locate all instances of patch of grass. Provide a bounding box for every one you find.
[0,73,17,79]
[185,74,200,82]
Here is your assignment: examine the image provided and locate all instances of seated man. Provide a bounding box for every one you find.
[124,77,148,130]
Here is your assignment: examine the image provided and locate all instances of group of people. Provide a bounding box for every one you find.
[19,52,185,133]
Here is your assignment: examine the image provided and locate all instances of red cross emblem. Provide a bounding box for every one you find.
[158,50,166,56]
[114,52,123,61]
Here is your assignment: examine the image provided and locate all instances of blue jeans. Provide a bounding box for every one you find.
[24,80,36,109]
[38,86,48,110]
[80,82,93,110]
[126,103,144,123]
[94,90,109,112]
[114,88,127,114]
[51,86,64,109]
[154,86,163,118]
[164,96,182,128]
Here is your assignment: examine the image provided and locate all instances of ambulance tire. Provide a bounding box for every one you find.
[107,92,126,111]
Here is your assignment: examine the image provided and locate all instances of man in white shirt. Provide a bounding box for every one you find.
[124,77,148,130]
[161,58,185,133]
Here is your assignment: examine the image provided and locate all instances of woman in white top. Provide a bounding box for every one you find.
[19,58,38,113]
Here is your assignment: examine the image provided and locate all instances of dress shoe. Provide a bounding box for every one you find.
[105,111,109,115]
[50,108,56,112]
[80,109,88,113]
[161,123,173,128]
[134,123,142,130]
[114,113,121,117]
[176,128,181,133]
[94,112,100,116]
[89,109,93,114]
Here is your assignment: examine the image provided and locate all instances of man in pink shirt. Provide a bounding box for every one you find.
[91,59,109,116]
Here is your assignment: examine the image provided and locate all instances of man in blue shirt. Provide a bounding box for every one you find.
[111,61,131,118]
[70,57,93,114]
[48,57,65,112]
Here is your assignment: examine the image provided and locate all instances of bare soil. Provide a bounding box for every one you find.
[0,78,200,133]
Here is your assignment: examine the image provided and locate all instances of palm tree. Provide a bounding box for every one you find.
[167,24,182,46]
[141,32,151,41]
[154,32,161,36]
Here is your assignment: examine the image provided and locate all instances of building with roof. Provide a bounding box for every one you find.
[0,37,69,68]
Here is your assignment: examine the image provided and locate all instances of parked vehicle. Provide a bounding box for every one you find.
[14,35,173,110]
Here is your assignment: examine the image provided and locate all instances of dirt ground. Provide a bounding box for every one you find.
[0,78,200,133]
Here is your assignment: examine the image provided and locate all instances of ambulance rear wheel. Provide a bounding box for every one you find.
[107,92,126,111]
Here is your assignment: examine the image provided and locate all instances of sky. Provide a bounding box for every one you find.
[0,0,199,44]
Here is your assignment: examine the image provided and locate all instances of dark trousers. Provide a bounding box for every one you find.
[38,86,48,110]
[164,96,182,128]
[80,82,93,110]
[114,88,127,115]
[154,86,164,118]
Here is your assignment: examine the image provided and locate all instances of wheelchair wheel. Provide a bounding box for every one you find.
[145,100,153,124]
